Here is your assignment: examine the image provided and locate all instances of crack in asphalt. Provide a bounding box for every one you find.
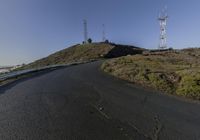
[128,122,152,140]
[141,96,148,106]
[152,115,163,140]
[88,82,160,140]
[86,79,164,140]
[139,94,163,140]
[91,104,110,120]
[91,103,152,140]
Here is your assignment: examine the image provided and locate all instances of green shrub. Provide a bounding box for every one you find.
[176,72,200,99]
[147,73,174,93]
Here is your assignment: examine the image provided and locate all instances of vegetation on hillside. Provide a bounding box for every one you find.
[101,48,200,100]
[21,43,113,69]
[21,43,143,70]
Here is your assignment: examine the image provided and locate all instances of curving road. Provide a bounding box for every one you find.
[0,61,200,140]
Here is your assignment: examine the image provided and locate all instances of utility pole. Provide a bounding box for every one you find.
[83,19,88,43]
[158,6,168,49]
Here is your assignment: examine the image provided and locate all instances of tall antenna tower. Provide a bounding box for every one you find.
[158,6,168,49]
[83,19,88,43]
[102,24,106,42]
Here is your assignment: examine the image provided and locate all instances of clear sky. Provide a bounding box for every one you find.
[0,0,200,65]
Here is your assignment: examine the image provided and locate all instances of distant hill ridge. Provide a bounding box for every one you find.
[21,42,144,69]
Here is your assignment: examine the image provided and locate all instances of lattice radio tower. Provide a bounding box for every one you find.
[83,19,88,43]
[158,6,168,49]
[102,24,106,42]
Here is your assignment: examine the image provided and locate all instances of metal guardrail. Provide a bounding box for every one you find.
[0,66,62,81]
[0,60,97,82]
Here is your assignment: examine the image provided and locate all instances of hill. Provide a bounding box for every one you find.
[21,42,144,70]
[101,48,200,100]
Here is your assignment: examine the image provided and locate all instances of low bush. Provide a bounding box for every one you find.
[102,50,200,100]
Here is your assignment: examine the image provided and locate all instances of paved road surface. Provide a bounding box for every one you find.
[0,61,200,140]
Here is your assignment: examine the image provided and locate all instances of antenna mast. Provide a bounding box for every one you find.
[102,24,106,42]
[83,19,88,43]
[158,6,168,49]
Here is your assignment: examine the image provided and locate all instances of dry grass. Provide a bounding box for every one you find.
[20,43,115,70]
[19,42,143,70]
[101,49,200,100]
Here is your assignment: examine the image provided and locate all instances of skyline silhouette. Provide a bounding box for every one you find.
[1,0,200,65]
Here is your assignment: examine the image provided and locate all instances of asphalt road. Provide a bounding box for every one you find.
[0,61,200,140]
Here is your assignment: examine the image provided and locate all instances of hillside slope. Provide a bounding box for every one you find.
[22,43,144,69]
[102,48,200,100]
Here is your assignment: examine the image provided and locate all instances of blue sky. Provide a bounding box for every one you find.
[0,0,200,65]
